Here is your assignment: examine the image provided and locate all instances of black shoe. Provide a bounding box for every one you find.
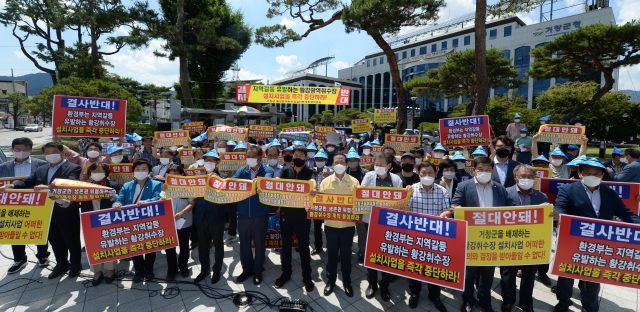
[81,246,86,252]
[303,278,314,292]
[430,297,446,312]
[324,283,335,296]
[310,249,320,256]
[180,269,189,278]
[68,264,82,277]
[538,272,551,286]
[476,306,496,312]
[145,271,154,282]
[380,285,390,302]
[7,260,27,274]
[48,262,70,279]
[236,271,253,283]
[166,271,177,281]
[358,257,364,265]
[409,294,420,309]
[38,258,50,267]
[553,305,569,312]
[344,283,353,297]
[274,275,290,288]
[253,273,262,285]
[211,271,221,284]
[105,272,116,284]
[92,274,103,286]
[194,271,210,284]
[132,270,145,283]
[551,285,557,293]
[295,247,299,253]
[365,284,378,299]
[189,242,198,250]
[461,302,473,312]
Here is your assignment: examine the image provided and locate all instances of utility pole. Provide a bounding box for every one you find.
[11,69,16,93]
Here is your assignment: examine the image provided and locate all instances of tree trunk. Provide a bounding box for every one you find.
[559,71,615,124]
[89,0,100,79]
[176,0,194,108]
[465,98,476,116]
[473,0,489,116]
[369,32,406,132]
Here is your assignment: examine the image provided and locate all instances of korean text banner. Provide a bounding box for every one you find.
[154,130,189,148]
[371,146,382,156]
[314,126,336,141]
[540,178,640,214]
[52,95,127,138]
[360,156,374,170]
[352,119,371,133]
[179,148,209,165]
[218,152,246,174]
[185,168,206,176]
[365,207,467,291]
[236,84,351,105]
[384,134,420,152]
[49,179,113,202]
[209,126,248,142]
[248,125,275,139]
[455,205,553,266]
[282,126,305,133]
[552,215,640,290]
[0,190,53,245]
[439,116,491,147]
[374,109,396,123]
[353,186,412,214]
[109,164,133,185]
[99,143,132,156]
[165,174,207,198]
[205,175,255,204]
[261,152,284,166]
[81,200,178,265]
[537,124,585,145]
[183,121,205,131]
[534,168,553,191]
[279,131,310,142]
[308,194,362,223]
[257,177,313,208]
[0,177,26,187]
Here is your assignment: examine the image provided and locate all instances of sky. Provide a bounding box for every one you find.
[0,0,639,94]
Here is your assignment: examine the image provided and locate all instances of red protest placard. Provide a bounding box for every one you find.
[154,130,189,148]
[439,115,491,147]
[248,125,275,139]
[314,126,336,141]
[109,164,133,185]
[537,124,585,145]
[384,134,420,152]
[353,186,412,214]
[183,121,206,131]
[52,95,127,138]
[308,193,362,223]
[184,168,207,176]
[49,179,113,202]
[205,175,255,204]
[165,174,207,198]
[282,126,305,133]
[539,178,640,214]
[81,200,178,265]
[0,177,26,187]
[365,206,467,291]
[552,215,640,289]
[257,177,313,208]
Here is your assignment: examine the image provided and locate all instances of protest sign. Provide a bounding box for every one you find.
[49,179,113,202]
[99,142,132,156]
[352,119,370,133]
[279,131,310,142]
[81,200,178,265]
[0,190,53,245]
[439,116,491,147]
[364,206,467,291]
[552,214,640,290]
[184,168,207,176]
[205,175,255,204]
[218,152,246,174]
[534,168,553,191]
[257,177,313,208]
[248,125,275,139]
[384,134,420,151]
[374,109,396,123]
[455,205,553,265]
[314,126,336,141]
[183,121,205,132]
[537,124,586,145]
[154,130,189,148]
[540,178,640,214]
[353,186,412,214]
[371,146,382,156]
[308,194,362,223]
[165,174,207,198]
[236,84,351,105]
[261,152,284,166]
[282,126,305,133]
[209,126,248,142]
[52,95,127,138]
[252,214,298,249]
[179,148,209,165]
[0,177,26,187]
[360,156,374,170]
[108,164,134,184]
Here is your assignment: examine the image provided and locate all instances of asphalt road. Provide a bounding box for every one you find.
[0,127,53,158]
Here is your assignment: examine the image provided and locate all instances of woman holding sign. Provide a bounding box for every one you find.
[113,158,163,283]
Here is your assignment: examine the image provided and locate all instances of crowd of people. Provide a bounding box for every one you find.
[1,115,640,312]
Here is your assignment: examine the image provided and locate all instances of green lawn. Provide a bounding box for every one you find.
[585,146,640,159]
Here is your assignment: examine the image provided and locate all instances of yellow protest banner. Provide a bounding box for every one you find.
[534,168,553,191]
[360,156,374,170]
[179,148,209,165]
[218,152,246,174]
[384,134,420,151]
[49,179,113,202]
[537,124,586,145]
[352,119,371,133]
[248,125,275,139]
[205,175,255,204]
[0,190,53,245]
[165,174,207,198]
[371,146,382,156]
[107,164,133,184]
[183,121,206,131]
[209,126,249,142]
[314,126,336,141]
[257,177,314,208]
[352,186,412,214]
[374,109,395,123]
[235,84,351,105]
[309,194,362,222]
[154,130,189,147]
[455,205,553,266]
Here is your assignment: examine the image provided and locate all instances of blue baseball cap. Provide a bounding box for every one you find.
[567,144,579,150]
[472,146,487,156]
[184,119,191,123]
[314,149,328,159]
[192,133,207,142]
[347,147,360,159]
[581,158,606,169]
[514,113,521,119]
[203,150,220,159]
[270,139,281,147]
[284,146,293,151]
[539,115,551,121]
[550,147,566,157]
[106,145,124,155]
[433,143,446,151]
[531,155,550,164]
[612,147,623,155]
[372,138,381,145]
[234,141,247,151]
[294,140,305,146]
[452,151,467,161]
[227,141,236,146]
[306,142,318,150]
[520,127,528,132]
[362,141,372,148]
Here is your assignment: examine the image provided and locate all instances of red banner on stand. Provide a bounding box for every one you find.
[52,95,127,137]
[439,115,491,147]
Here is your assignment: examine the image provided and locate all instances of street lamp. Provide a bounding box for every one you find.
[410,96,417,130]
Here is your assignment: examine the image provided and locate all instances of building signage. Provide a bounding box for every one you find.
[533,21,581,37]
[397,48,455,65]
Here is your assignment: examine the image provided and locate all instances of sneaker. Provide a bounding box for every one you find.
[223,236,238,244]
[145,271,155,282]
[38,258,50,267]
[7,260,27,274]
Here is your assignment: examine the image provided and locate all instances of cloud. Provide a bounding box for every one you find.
[618,64,640,92]
[517,12,537,26]
[13,51,25,58]
[331,61,350,70]
[275,54,301,74]
[279,17,296,28]
[615,0,640,25]
[104,39,179,87]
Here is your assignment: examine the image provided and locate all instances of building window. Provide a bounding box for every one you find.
[514,46,531,103]
[373,58,377,66]
[402,51,407,59]
[419,47,427,55]
[452,39,458,48]
[464,36,470,46]
[494,50,511,97]
[367,60,370,67]
[504,26,512,37]
[395,53,399,60]
[442,41,447,50]
[411,49,415,57]
[532,43,551,108]
[431,44,436,52]
[489,29,497,40]
[380,57,384,64]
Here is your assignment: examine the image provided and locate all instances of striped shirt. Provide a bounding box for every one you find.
[161,191,195,228]
[138,146,158,166]
[407,183,451,216]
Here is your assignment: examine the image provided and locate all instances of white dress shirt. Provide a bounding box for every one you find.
[474,177,493,207]
[581,181,601,217]
[13,157,32,177]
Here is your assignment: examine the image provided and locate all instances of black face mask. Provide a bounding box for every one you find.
[402,163,414,172]
[283,155,293,162]
[496,148,510,158]
[293,158,306,167]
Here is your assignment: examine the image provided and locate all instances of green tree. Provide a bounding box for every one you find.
[405,48,526,116]
[528,21,640,123]
[23,95,53,125]
[140,84,172,123]
[417,122,439,132]
[276,121,313,132]
[255,0,445,133]
[309,110,336,126]
[0,92,31,126]
[485,94,539,137]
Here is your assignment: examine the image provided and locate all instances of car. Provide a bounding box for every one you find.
[24,124,43,132]
[14,124,27,131]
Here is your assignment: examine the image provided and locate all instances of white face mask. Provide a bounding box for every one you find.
[91,173,106,181]
[307,152,315,158]
[135,141,142,146]
[421,176,434,186]
[13,151,31,159]
[540,121,546,125]
[316,161,325,168]
[111,155,124,163]
[395,155,401,162]
[520,133,527,138]
[582,176,601,187]
[45,153,62,164]
[217,148,226,153]
[246,158,258,167]
[160,158,170,165]
[333,164,347,174]
[456,162,465,170]
[514,119,521,123]
[374,166,387,176]
[517,179,534,190]
[87,150,100,158]
[204,162,216,172]
[475,172,492,183]
[134,171,148,180]
[362,149,371,155]
[415,159,422,165]
[327,147,335,153]
[551,159,563,167]
[196,159,205,166]
[348,161,359,169]
[443,171,456,179]
[434,152,444,158]
[268,159,278,166]
[170,146,178,152]
[620,157,629,164]
[575,123,582,127]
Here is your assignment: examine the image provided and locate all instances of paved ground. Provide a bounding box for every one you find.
[0,224,637,312]
[0,127,53,158]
